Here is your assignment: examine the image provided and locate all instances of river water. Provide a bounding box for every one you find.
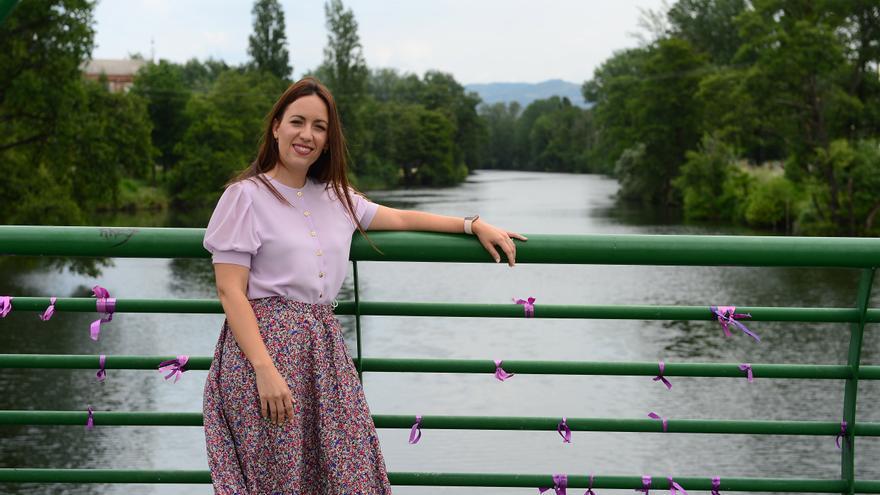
[1,170,878,494]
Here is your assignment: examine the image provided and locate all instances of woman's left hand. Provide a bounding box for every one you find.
[472,220,527,266]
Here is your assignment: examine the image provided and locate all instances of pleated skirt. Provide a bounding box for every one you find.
[203,296,392,494]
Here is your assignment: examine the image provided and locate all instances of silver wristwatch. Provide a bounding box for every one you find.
[464,214,480,235]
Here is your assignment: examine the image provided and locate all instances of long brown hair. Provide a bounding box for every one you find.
[229,77,372,244]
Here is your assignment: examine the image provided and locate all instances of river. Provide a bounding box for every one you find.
[1,170,878,494]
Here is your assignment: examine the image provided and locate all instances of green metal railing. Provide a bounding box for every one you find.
[1,225,879,493]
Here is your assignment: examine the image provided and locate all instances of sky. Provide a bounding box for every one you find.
[92,0,666,85]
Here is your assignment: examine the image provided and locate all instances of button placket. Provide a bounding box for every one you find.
[299,194,328,301]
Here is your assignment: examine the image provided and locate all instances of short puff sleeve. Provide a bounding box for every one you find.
[350,188,379,230]
[203,182,261,268]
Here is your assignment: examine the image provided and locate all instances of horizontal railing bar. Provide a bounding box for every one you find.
[3,354,876,380]
[1,411,876,436]
[5,297,880,323]
[0,469,869,492]
[4,226,880,267]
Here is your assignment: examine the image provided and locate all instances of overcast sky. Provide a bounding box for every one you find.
[92,0,666,85]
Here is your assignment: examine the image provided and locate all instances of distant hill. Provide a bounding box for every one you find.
[464,79,589,109]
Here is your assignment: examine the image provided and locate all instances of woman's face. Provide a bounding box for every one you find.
[272,94,330,173]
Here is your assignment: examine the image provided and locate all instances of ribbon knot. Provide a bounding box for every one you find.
[710,306,760,342]
[86,406,94,430]
[494,359,514,381]
[667,477,688,495]
[96,354,107,382]
[538,474,568,494]
[514,296,536,317]
[90,286,116,341]
[711,477,721,495]
[653,361,672,390]
[636,475,652,494]
[584,474,597,495]
[836,420,848,449]
[408,415,422,444]
[557,417,572,443]
[0,296,12,318]
[39,297,57,321]
[738,363,754,383]
[158,355,189,383]
[649,412,668,432]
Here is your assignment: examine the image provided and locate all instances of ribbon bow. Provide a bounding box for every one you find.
[514,297,536,317]
[494,359,514,381]
[711,477,721,495]
[738,363,754,383]
[0,296,12,318]
[96,354,107,382]
[653,361,672,390]
[539,474,568,495]
[90,286,116,341]
[649,412,668,432]
[710,306,760,342]
[408,415,422,444]
[636,475,652,494]
[584,474,597,495]
[86,406,94,430]
[158,355,189,383]
[836,420,848,449]
[667,477,688,495]
[557,417,572,443]
[39,297,57,321]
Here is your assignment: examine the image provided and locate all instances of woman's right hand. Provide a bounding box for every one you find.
[254,364,294,425]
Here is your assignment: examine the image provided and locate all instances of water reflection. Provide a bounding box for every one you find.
[1,170,877,495]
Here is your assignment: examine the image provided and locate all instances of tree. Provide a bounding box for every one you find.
[132,60,191,178]
[667,0,748,64]
[316,0,368,156]
[247,0,292,80]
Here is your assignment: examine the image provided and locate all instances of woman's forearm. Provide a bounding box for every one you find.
[218,290,274,370]
[397,209,469,233]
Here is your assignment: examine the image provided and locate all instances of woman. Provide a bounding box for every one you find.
[202,77,526,494]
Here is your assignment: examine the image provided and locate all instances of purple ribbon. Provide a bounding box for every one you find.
[158,355,189,383]
[539,474,568,494]
[584,474,596,495]
[667,477,688,495]
[649,412,668,432]
[557,417,572,443]
[0,296,12,318]
[39,296,57,321]
[836,420,848,449]
[96,354,107,382]
[636,475,652,494]
[710,306,760,342]
[711,477,721,495]
[90,286,116,341]
[738,363,754,383]
[653,361,672,390]
[514,296,536,317]
[408,415,422,444]
[86,406,94,430]
[494,359,514,381]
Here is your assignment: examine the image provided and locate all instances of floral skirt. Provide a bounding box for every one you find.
[203,297,392,494]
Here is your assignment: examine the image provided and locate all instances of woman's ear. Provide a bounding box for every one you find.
[271,119,280,139]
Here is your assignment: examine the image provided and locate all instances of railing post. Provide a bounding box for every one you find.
[841,268,875,495]
[353,260,364,381]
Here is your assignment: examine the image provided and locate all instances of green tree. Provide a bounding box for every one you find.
[667,0,747,64]
[247,0,292,80]
[132,60,191,178]
[169,71,285,206]
[479,102,520,169]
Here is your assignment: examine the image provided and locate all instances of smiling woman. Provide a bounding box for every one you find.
[201,76,526,494]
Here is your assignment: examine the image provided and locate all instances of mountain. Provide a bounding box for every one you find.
[464,79,589,109]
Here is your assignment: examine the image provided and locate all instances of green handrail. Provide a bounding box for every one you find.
[1,225,879,492]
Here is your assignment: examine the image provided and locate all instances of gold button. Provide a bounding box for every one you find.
[310,230,316,237]
[316,249,323,256]
[318,272,325,278]
[303,211,311,216]
[296,191,303,197]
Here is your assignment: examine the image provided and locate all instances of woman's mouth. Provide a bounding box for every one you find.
[292,144,313,156]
